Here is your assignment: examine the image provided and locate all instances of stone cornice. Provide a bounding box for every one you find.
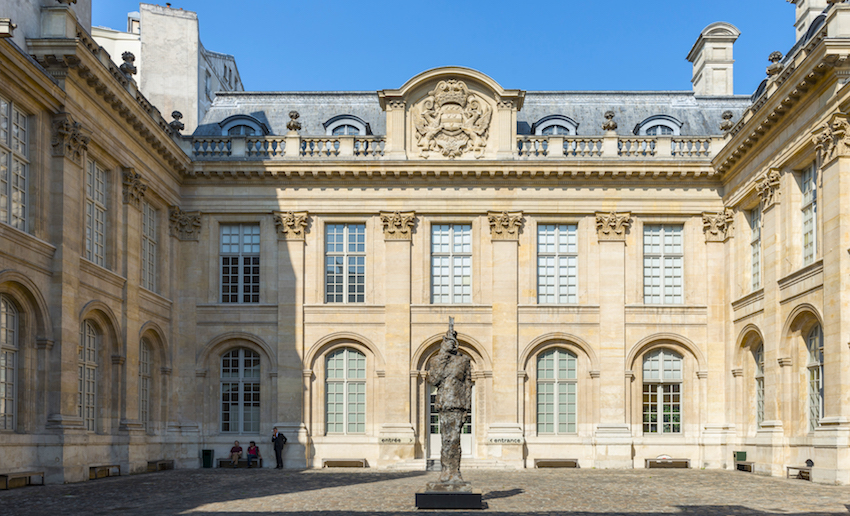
[184,161,719,183]
[28,28,190,175]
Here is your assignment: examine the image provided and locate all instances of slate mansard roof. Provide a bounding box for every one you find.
[196,86,751,137]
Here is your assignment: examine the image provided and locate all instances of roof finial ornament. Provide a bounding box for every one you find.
[720,111,735,133]
[169,111,184,134]
[287,111,302,133]
[602,111,618,132]
[766,51,784,77]
[120,52,137,76]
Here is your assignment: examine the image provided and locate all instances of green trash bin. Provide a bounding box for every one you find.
[202,449,214,468]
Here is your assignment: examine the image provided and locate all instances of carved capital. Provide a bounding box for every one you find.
[380,211,416,240]
[121,168,147,208]
[487,211,523,240]
[273,211,309,240]
[702,209,734,243]
[731,368,744,378]
[812,112,850,165]
[51,113,90,163]
[778,357,793,368]
[756,168,781,208]
[595,212,631,241]
[168,206,201,241]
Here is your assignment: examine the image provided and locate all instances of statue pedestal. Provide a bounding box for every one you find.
[416,482,482,509]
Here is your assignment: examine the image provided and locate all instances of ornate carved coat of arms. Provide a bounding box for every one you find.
[412,79,492,159]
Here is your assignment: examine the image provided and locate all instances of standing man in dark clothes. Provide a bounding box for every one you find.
[272,426,287,469]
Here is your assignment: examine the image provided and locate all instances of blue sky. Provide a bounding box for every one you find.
[93,1,795,95]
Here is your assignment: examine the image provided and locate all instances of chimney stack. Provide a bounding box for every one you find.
[686,22,741,96]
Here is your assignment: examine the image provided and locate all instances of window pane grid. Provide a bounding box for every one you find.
[141,202,157,292]
[0,297,15,431]
[325,224,366,303]
[139,340,151,429]
[750,207,761,290]
[642,349,682,434]
[0,98,27,231]
[802,166,817,266]
[807,326,823,431]
[221,224,260,303]
[326,348,366,434]
[643,225,683,304]
[431,224,472,304]
[538,224,578,304]
[85,161,107,266]
[79,322,98,432]
[536,349,577,435]
[220,348,260,434]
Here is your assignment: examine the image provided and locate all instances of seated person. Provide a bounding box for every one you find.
[229,440,243,466]
[247,441,261,468]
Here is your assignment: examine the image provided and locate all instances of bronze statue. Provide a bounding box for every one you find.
[427,317,472,485]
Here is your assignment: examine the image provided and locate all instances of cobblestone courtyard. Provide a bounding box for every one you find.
[2,468,850,515]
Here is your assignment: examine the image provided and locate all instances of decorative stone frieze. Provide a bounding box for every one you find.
[496,100,514,109]
[286,111,301,132]
[702,209,734,242]
[756,168,781,208]
[272,211,309,240]
[812,112,850,165]
[386,100,405,110]
[169,206,202,241]
[595,212,631,241]
[121,168,147,208]
[51,113,90,163]
[379,211,416,240]
[412,79,491,159]
[488,211,523,240]
[602,111,618,131]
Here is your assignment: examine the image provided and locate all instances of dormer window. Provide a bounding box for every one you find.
[532,115,578,136]
[323,115,372,136]
[219,115,269,136]
[634,115,682,136]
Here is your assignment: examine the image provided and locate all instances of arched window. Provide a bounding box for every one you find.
[220,348,260,434]
[642,349,682,434]
[331,124,360,136]
[754,344,764,426]
[541,125,571,136]
[807,325,823,431]
[532,115,578,136]
[79,321,98,432]
[633,115,682,136]
[0,295,17,430]
[227,125,256,136]
[536,348,577,434]
[326,347,365,434]
[323,115,371,136]
[139,338,151,430]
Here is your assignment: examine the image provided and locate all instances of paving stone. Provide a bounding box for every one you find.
[1,468,849,515]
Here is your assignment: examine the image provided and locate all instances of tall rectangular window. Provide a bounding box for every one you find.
[85,161,107,267]
[431,224,471,304]
[0,96,28,231]
[325,224,365,303]
[751,206,761,291]
[536,348,577,434]
[79,322,98,432]
[325,348,366,434]
[642,349,682,434]
[220,348,260,433]
[537,224,578,304]
[139,339,151,430]
[802,165,817,266]
[141,202,157,292]
[220,224,260,303]
[643,224,683,304]
[0,296,17,431]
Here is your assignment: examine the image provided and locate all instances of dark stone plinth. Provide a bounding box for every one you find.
[416,490,482,510]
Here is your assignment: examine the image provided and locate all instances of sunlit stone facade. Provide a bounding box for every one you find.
[2,1,850,485]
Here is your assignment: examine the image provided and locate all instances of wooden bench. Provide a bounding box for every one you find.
[786,465,812,480]
[322,458,367,468]
[146,459,175,472]
[735,461,754,472]
[645,458,690,469]
[0,471,44,490]
[217,458,263,468]
[89,464,120,480]
[534,458,579,468]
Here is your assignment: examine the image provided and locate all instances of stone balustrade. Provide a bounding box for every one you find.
[188,134,721,160]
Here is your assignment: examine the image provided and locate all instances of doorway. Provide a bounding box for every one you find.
[427,384,473,459]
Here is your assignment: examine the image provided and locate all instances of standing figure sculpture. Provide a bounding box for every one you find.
[427,317,473,485]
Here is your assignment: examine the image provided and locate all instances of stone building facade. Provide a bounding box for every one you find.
[1,0,850,485]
